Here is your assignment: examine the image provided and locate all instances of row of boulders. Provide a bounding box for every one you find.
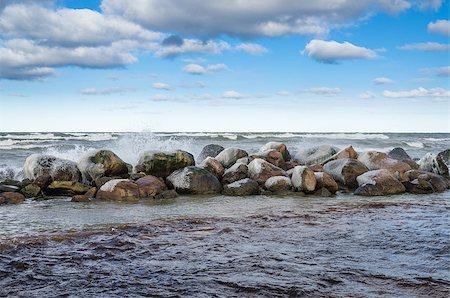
[0,143,449,204]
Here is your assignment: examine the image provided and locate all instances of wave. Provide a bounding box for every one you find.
[425,138,450,142]
[0,133,117,142]
[403,141,425,148]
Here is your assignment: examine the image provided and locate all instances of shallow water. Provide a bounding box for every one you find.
[1,192,449,297]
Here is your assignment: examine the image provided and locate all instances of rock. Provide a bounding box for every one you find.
[201,157,225,178]
[46,181,91,196]
[221,163,248,184]
[357,151,411,181]
[294,145,338,165]
[308,164,323,172]
[130,172,146,180]
[314,172,339,194]
[250,150,286,169]
[21,184,41,198]
[155,189,178,199]
[264,176,292,193]
[215,148,248,168]
[135,150,195,179]
[438,149,450,165]
[222,178,260,196]
[235,157,249,165]
[313,187,333,197]
[323,145,358,164]
[94,176,122,188]
[248,158,287,185]
[78,150,129,182]
[417,153,449,176]
[166,166,222,195]
[96,179,140,201]
[0,184,20,193]
[71,195,91,202]
[0,192,25,204]
[135,175,167,198]
[33,174,52,189]
[197,144,225,162]
[260,142,291,161]
[291,166,316,192]
[404,170,448,193]
[24,154,81,182]
[323,158,368,188]
[354,169,406,196]
[388,147,412,161]
[0,196,5,204]
[284,160,299,170]
[0,179,22,187]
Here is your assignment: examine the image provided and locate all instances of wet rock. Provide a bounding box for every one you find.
[155,189,178,199]
[284,160,299,170]
[33,174,52,189]
[388,148,419,170]
[437,149,450,165]
[130,172,146,180]
[0,179,22,187]
[222,178,260,196]
[24,154,81,182]
[21,183,41,198]
[264,176,292,193]
[94,176,122,188]
[417,153,449,176]
[135,175,167,198]
[250,149,286,169]
[0,184,20,193]
[323,158,368,188]
[96,179,140,201]
[323,145,358,164]
[72,187,97,202]
[78,150,129,182]
[357,151,411,181]
[291,166,316,192]
[166,166,222,195]
[355,169,406,196]
[313,187,333,197]
[221,163,248,184]
[135,150,195,179]
[404,170,448,193]
[248,158,287,185]
[197,144,225,162]
[0,192,25,204]
[260,142,291,161]
[308,164,323,172]
[235,157,249,165]
[201,157,225,178]
[215,148,248,168]
[0,196,4,204]
[314,172,339,194]
[294,145,338,165]
[46,181,91,196]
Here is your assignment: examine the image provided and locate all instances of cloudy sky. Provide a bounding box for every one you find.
[0,0,449,132]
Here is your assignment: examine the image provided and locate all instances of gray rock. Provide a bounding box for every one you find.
[404,170,449,193]
[222,178,260,196]
[388,147,412,161]
[78,150,129,182]
[24,154,81,182]
[264,176,292,193]
[135,150,195,179]
[215,148,248,168]
[166,166,222,195]
[197,144,225,162]
[323,158,368,188]
[418,153,449,176]
[248,158,286,185]
[354,169,406,196]
[291,166,316,192]
[221,163,248,184]
[294,145,338,165]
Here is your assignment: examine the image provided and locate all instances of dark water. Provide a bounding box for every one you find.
[1,193,449,297]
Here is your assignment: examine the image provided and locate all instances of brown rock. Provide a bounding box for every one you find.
[96,179,140,201]
[355,169,406,196]
[291,166,316,192]
[314,172,339,193]
[46,181,91,196]
[155,189,178,199]
[135,175,167,198]
[201,157,225,178]
[1,192,25,204]
[323,158,368,188]
[221,163,248,184]
[358,151,411,181]
[248,158,287,185]
[260,142,291,161]
[323,145,358,164]
[250,149,286,169]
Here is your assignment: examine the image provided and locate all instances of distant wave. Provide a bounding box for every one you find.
[0,133,117,142]
[403,141,425,149]
[425,137,450,142]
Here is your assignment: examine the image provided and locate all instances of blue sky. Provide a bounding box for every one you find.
[0,0,449,132]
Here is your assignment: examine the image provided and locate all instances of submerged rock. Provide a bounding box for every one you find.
[323,158,368,188]
[314,172,339,194]
[197,144,225,162]
[221,162,248,184]
[135,150,195,179]
[294,145,339,165]
[135,175,167,198]
[222,178,260,196]
[166,166,222,195]
[260,142,291,161]
[215,148,248,168]
[24,154,81,182]
[200,157,225,178]
[417,153,449,176]
[71,187,97,202]
[0,192,25,204]
[248,158,286,185]
[357,151,411,181]
[354,169,405,196]
[404,170,448,194]
[46,181,91,196]
[291,166,316,192]
[96,179,140,201]
[78,150,129,182]
[264,176,292,193]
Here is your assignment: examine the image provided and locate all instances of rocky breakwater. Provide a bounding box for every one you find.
[1,143,449,205]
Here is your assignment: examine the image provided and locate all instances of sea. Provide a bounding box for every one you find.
[0,132,449,297]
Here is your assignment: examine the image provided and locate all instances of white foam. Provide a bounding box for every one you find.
[404,141,425,148]
[299,133,389,140]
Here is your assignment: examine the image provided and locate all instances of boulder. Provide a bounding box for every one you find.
[417,153,449,176]
[166,166,222,195]
[135,175,167,198]
[71,187,97,202]
[291,166,316,192]
[323,158,368,188]
[94,176,123,188]
[0,192,25,204]
[21,184,41,198]
[264,176,292,193]
[437,149,450,165]
[323,145,358,164]
[221,162,248,184]
[236,157,249,165]
[284,160,299,170]
[357,151,411,181]
[388,147,419,170]
[24,154,81,182]
[33,174,52,189]
[313,187,333,197]
[354,169,406,196]
[404,170,448,194]
[248,158,287,185]
[135,150,195,179]
[197,144,225,162]
[0,184,20,193]
[294,145,338,165]
[96,179,140,201]
[78,150,129,182]
[250,150,286,169]
[215,148,248,168]
[200,157,225,178]
[260,142,291,161]
[314,172,339,194]
[155,189,178,199]
[46,181,91,196]
[222,178,260,196]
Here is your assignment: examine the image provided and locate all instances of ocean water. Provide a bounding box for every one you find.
[0,132,449,297]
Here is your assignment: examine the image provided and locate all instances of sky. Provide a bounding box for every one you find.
[0,0,449,132]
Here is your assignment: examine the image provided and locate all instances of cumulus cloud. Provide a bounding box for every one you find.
[398,42,450,51]
[235,43,269,55]
[373,77,395,84]
[420,66,450,77]
[359,91,377,99]
[155,39,230,58]
[428,19,450,36]
[303,40,378,63]
[382,87,450,98]
[304,87,342,96]
[152,82,172,90]
[182,63,229,75]
[222,90,246,99]
[80,86,133,95]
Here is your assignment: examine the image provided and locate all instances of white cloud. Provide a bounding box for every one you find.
[155,39,230,58]
[80,86,133,95]
[359,91,377,99]
[399,42,450,51]
[382,87,450,98]
[303,40,378,63]
[305,87,342,96]
[235,43,269,55]
[188,93,214,100]
[152,82,172,90]
[428,19,450,37]
[150,94,178,101]
[223,90,246,99]
[182,63,229,75]
[420,66,450,77]
[373,77,395,84]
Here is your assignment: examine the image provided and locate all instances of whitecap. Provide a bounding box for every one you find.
[403,141,425,148]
